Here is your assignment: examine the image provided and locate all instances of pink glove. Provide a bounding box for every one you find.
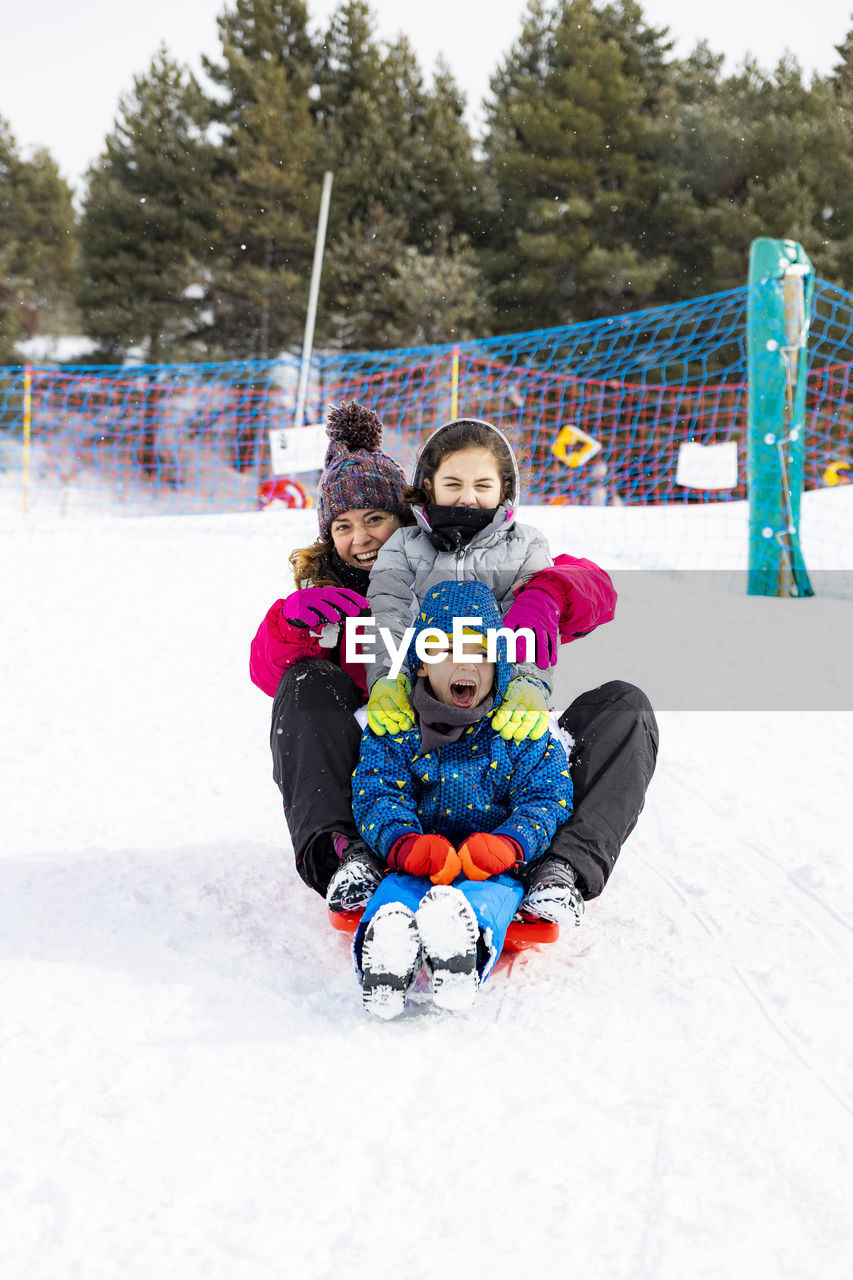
[249,601,322,696]
[282,586,369,629]
[503,586,561,669]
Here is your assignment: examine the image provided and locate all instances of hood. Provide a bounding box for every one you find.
[405,579,513,704]
[410,418,521,541]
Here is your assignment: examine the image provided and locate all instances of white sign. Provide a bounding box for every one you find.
[268,424,328,476]
[675,441,739,490]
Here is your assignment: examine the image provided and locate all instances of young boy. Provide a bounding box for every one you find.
[350,580,575,1019]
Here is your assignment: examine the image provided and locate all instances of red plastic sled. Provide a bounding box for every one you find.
[330,909,558,953]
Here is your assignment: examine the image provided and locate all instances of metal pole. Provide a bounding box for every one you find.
[293,170,333,430]
[776,263,809,594]
[22,364,32,514]
[450,344,460,419]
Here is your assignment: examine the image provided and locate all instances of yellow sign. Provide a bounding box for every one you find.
[825,460,851,486]
[552,423,602,469]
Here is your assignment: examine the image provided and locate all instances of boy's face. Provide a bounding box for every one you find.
[417,644,496,710]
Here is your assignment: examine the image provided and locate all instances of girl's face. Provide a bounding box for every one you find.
[330,508,401,570]
[427,447,504,509]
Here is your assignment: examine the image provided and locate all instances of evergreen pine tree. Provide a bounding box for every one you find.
[77,48,217,362]
[211,58,318,357]
[483,0,675,331]
[313,0,421,328]
[325,205,489,349]
[671,55,853,291]
[323,203,411,349]
[315,2,490,347]
[832,22,853,113]
[827,24,853,283]
[415,57,494,246]
[389,235,492,346]
[202,0,315,121]
[203,0,319,356]
[314,0,394,211]
[0,119,76,363]
[648,41,729,299]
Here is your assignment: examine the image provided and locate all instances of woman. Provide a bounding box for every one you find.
[250,402,411,909]
[250,403,658,923]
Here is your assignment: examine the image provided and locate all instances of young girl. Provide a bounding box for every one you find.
[366,417,560,741]
[363,417,657,930]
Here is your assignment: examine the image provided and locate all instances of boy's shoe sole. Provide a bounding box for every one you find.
[415,886,480,1012]
[361,903,422,1020]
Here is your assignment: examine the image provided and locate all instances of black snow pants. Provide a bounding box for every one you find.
[271,660,365,896]
[553,681,659,899]
[271,660,658,901]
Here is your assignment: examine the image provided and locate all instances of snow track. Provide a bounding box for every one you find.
[1,510,851,1280]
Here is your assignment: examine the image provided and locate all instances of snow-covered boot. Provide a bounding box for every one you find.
[326,835,386,914]
[415,885,480,1012]
[519,855,584,927]
[360,903,423,1020]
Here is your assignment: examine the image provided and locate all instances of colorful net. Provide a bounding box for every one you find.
[1,279,851,524]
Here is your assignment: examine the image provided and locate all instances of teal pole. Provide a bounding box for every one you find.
[746,238,814,596]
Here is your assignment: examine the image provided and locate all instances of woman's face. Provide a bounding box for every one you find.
[330,508,401,570]
[427,447,503,508]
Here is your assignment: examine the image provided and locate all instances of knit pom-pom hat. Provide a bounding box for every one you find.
[317,402,408,538]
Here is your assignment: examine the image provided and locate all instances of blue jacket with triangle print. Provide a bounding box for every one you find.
[352,580,573,862]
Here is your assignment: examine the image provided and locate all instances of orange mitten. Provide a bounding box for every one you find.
[429,845,464,885]
[458,832,522,881]
[388,833,456,878]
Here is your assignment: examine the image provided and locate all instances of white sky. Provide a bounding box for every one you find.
[2,0,851,192]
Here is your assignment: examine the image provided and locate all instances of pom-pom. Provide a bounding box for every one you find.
[326,401,382,452]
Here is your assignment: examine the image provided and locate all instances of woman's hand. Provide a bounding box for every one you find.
[503,586,561,669]
[282,586,369,629]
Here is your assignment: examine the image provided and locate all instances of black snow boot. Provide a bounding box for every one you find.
[325,837,387,914]
[519,856,585,927]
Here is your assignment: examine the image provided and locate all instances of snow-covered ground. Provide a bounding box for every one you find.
[2,503,852,1280]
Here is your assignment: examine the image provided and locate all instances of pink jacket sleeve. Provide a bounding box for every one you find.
[249,599,323,697]
[520,553,617,642]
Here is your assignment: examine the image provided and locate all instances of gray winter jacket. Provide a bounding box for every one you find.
[365,420,553,690]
